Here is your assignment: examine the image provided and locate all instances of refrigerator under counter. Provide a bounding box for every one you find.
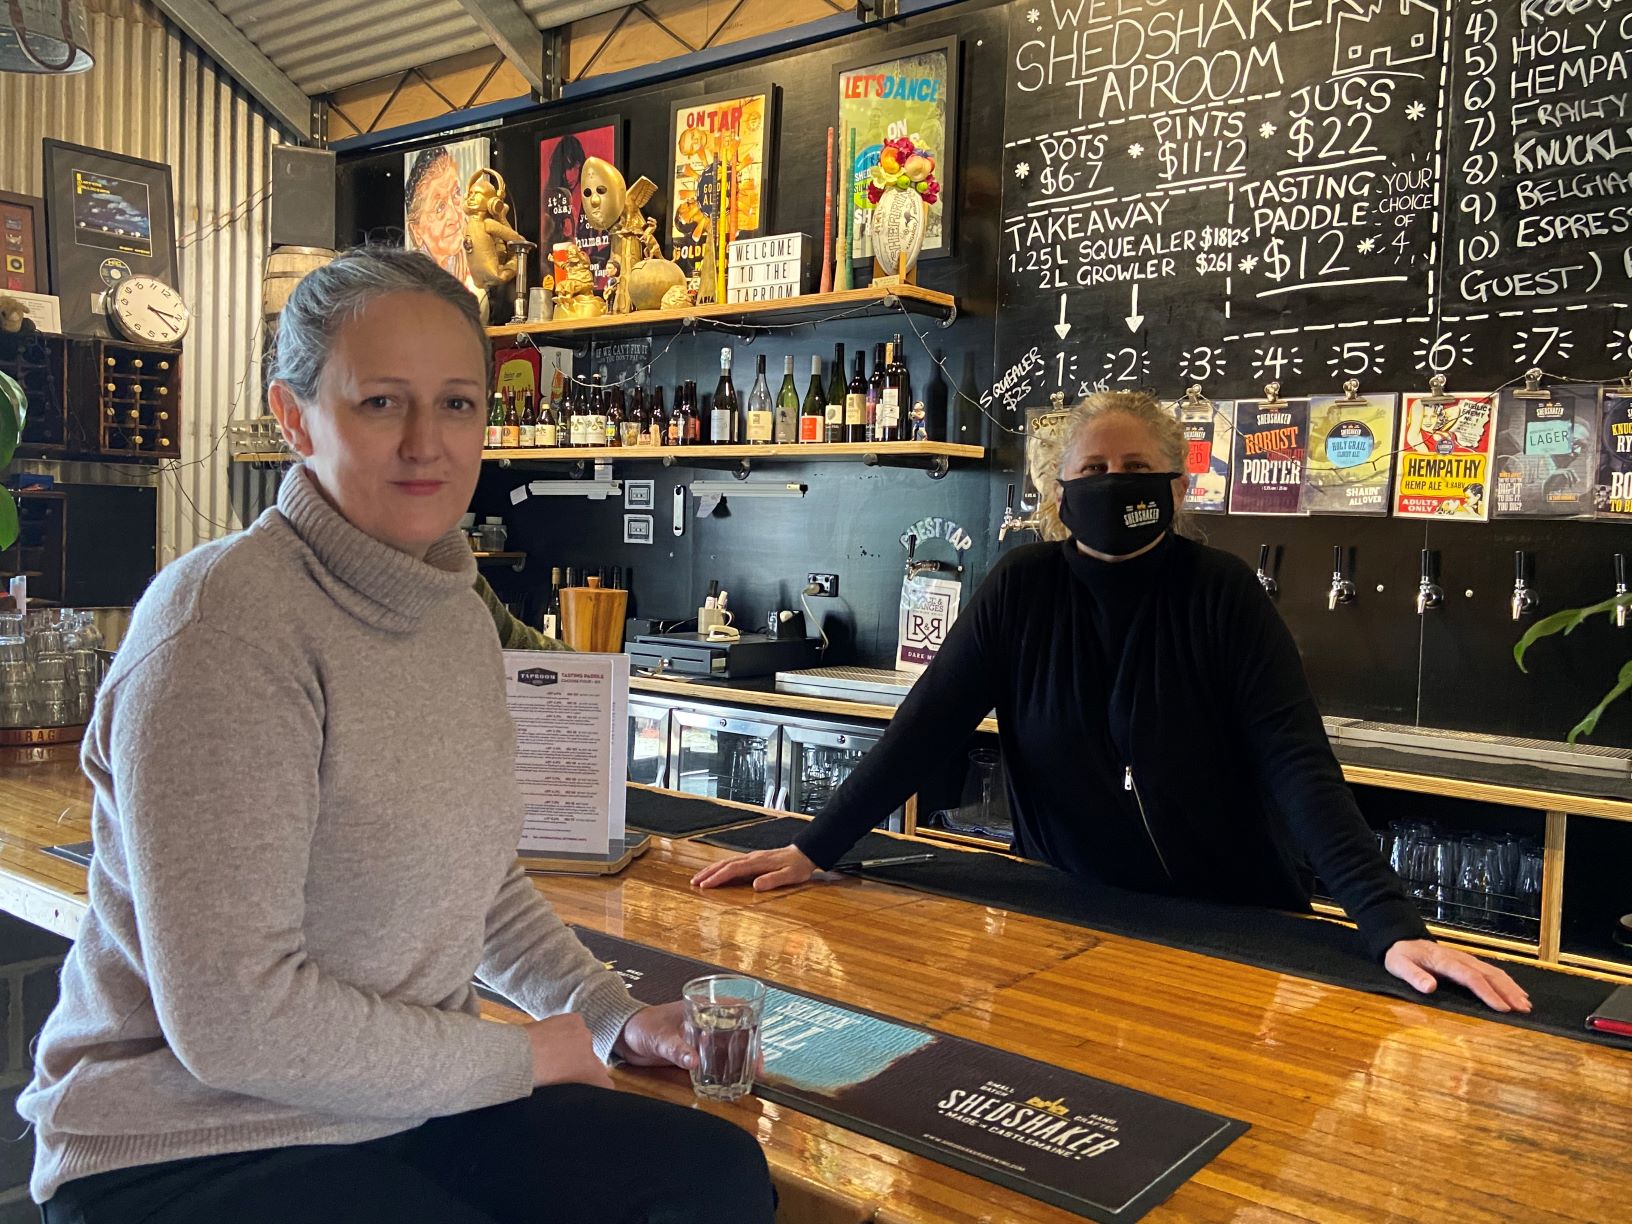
[629,632,822,680]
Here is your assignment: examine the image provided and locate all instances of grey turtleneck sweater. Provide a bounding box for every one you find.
[19,465,641,1203]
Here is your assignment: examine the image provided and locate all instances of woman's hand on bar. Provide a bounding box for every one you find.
[691,846,817,891]
[526,1014,615,1089]
[1384,939,1533,1013]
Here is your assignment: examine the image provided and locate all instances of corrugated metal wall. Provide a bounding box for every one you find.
[0,0,278,566]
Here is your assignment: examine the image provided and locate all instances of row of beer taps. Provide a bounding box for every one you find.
[1254,546,1630,624]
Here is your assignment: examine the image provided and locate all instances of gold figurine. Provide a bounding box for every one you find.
[552,242,606,319]
[463,169,532,321]
[578,157,685,313]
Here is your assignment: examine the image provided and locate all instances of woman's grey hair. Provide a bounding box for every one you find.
[1035,389,1197,543]
[269,245,489,401]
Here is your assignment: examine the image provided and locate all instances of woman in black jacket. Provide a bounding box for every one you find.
[694,390,1529,1013]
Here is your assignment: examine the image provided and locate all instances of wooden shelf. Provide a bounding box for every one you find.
[231,452,293,464]
[484,439,982,479]
[487,283,957,341]
[472,551,525,562]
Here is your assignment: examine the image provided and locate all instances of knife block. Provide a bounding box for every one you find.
[560,576,628,652]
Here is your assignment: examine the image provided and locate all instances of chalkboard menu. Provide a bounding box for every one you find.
[995,0,1632,409]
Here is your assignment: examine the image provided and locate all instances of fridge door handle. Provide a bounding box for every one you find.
[773,785,788,810]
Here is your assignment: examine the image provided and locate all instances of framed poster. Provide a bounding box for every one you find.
[1596,390,1632,519]
[0,192,48,294]
[403,136,491,291]
[668,88,777,278]
[42,141,177,336]
[540,119,621,293]
[836,37,959,265]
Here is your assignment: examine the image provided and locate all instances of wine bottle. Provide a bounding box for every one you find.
[501,389,521,448]
[710,348,738,444]
[486,390,505,449]
[648,385,667,447]
[799,355,825,444]
[867,343,885,444]
[890,333,913,423]
[539,374,560,448]
[624,384,646,448]
[605,381,625,448]
[541,566,563,638]
[845,351,868,443]
[775,354,799,444]
[685,379,702,444]
[668,384,686,446]
[590,371,608,448]
[745,353,774,444]
[876,340,901,443]
[518,389,536,449]
[825,343,846,444]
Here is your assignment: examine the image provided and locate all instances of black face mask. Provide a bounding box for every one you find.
[1056,471,1180,557]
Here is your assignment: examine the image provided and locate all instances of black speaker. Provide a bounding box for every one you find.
[270,146,337,250]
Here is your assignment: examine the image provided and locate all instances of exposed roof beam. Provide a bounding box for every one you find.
[452,0,547,95]
[145,0,313,139]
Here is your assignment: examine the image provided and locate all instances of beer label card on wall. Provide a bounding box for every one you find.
[1394,391,1497,521]
[1493,384,1598,519]
[1228,397,1309,516]
[1302,393,1399,516]
[1596,392,1632,519]
[1176,398,1233,514]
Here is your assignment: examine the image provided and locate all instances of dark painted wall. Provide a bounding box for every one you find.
[336,1,1632,750]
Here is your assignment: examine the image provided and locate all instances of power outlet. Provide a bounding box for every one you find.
[806,572,839,598]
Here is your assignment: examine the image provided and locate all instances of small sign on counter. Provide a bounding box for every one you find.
[503,651,628,864]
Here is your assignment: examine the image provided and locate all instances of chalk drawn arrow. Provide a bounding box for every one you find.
[1054,293,1071,340]
[1125,283,1145,333]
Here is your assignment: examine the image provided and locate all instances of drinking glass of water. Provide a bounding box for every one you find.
[682,974,765,1102]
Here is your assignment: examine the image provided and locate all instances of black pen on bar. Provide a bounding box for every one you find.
[833,853,937,873]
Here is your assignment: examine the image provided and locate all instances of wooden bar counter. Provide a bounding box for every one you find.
[1,754,1628,1223]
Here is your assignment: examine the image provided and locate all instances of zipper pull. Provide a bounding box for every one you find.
[1123,765,1133,792]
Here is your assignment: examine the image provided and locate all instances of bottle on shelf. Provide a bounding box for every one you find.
[589,371,607,448]
[501,389,521,448]
[876,339,902,443]
[623,384,646,448]
[567,380,587,447]
[517,388,536,449]
[889,333,916,439]
[686,380,703,444]
[541,566,563,638]
[746,353,774,444]
[605,380,625,448]
[538,375,560,448]
[668,383,686,446]
[647,385,667,447]
[800,354,825,443]
[710,348,738,444]
[867,343,885,443]
[826,343,847,444]
[845,351,869,443]
[486,390,505,449]
[775,354,799,444]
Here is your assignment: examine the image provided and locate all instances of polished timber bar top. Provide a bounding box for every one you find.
[0,758,1627,1222]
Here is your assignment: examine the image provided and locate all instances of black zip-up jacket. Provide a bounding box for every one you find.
[794,534,1430,960]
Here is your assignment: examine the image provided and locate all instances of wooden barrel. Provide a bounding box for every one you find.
[263,246,336,319]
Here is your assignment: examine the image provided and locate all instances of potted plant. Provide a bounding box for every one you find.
[0,369,25,552]
[1515,594,1632,743]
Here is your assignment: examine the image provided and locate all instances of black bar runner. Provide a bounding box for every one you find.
[700,816,1632,1049]
[574,926,1246,1223]
[625,786,775,839]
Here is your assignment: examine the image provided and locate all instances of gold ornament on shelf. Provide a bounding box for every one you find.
[463,169,533,321]
[659,283,694,311]
[552,243,606,319]
[579,156,685,313]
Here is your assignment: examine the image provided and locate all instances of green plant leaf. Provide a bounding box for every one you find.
[1568,658,1632,744]
[0,488,16,554]
[1513,591,1632,672]
[0,369,26,467]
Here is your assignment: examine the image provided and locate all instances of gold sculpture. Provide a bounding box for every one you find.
[579,156,685,313]
[463,169,532,320]
[552,242,606,319]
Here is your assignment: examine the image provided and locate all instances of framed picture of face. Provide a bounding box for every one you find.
[42,140,178,336]
[834,37,960,265]
[539,120,621,293]
[403,136,491,292]
[0,192,48,295]
[668,87,778,279]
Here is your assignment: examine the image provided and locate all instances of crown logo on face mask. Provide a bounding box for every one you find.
[1123,500,1161,528]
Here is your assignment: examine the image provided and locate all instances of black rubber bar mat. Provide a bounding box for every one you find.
[624,787,774,839]
[701,817,1631,1050]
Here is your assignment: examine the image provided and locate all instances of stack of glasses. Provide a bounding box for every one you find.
[0,610,107,728]
[1379,820,1545,940]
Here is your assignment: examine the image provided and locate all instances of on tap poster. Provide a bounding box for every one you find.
[1302,394,1399,515]
[1394,391,1497,521]
[1173,399,1233,513]
[1228,397,1309,516]
[668,90,773,277]
[1493,384,1598,518]
[1597,391,1632,519]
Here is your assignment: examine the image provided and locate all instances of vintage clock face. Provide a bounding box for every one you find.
[105,275,190,345]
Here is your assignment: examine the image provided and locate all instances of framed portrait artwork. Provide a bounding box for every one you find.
[0,192,48,295]
[539,119,622,293]
[402,136,491,291]
[668,87,778,279]
[834,38,960,265]
[42,140,178,336]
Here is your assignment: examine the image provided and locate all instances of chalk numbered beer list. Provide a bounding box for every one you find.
[994,0,1632,416]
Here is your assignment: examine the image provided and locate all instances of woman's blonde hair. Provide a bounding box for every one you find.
[1034,390,1193,543]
